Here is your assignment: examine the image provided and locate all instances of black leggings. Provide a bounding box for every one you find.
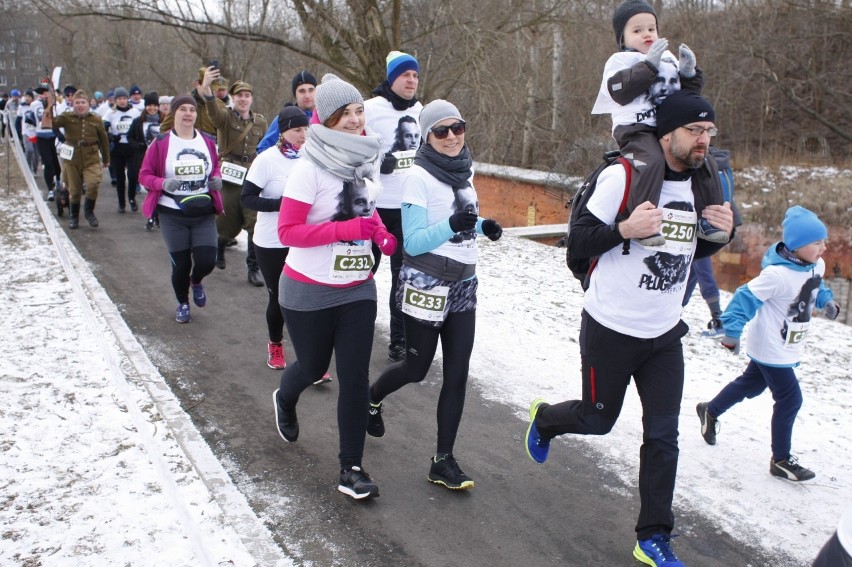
[279,300,377,469]
[254,245,288,342]
[168,248,217,304]
[36,137,61,190]
[370,310,476,454]
[111,144,134,208]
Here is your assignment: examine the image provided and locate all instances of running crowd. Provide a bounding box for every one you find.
[0,1,846,564]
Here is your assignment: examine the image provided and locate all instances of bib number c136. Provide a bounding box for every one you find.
[329,243,374,281]
[401,282,449,322]
[390,150,416,176]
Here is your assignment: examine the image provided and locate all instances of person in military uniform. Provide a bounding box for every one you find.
[41,90,110,229]
[199,66,268,286]
[160,67,219,138]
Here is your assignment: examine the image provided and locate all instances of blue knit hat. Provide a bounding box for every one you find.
[386,51,419,86]
[782,206,827,251]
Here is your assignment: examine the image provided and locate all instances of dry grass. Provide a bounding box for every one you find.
[734,165,851,227]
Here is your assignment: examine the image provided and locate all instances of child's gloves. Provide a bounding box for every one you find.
[162,178,181,192]
[481,219,503,241]
[678,44,697,78]
[824,300,841,320]
[645,38,669,70]
[720,336,740,355]
[208,177,222,191]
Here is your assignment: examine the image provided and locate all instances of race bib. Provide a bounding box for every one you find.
[783,321,809,351]
[58,143,74,161]
[390,150,416,176]
[658,207,698,255]
[221,162,248,185]
[329,242,374,281]
[173,158,206,182]
[401,282,449,322]
[115,121,131,134]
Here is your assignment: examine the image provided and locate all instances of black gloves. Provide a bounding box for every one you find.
[449,211,477,233]
[380,152,396,175]
[481,219,503,241]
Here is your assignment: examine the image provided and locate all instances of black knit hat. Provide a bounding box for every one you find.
[278,106,309,132]
[143,91,159,106]
[291,70,317,98]
[612,0,657,49]
[655,90,715,138]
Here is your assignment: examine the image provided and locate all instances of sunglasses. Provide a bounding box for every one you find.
[429,122,466,139]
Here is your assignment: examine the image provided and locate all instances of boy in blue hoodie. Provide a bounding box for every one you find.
[696,205,840,481]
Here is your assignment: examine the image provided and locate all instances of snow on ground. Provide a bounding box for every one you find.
[1,139,850,566]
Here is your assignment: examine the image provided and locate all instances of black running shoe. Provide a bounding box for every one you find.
[338,466,379,500]
[388,342,405,362]
[272,388,298,442]
[367,401,385,437]
[428,454,474,490]
[770,455,815,481]
[696,402,719,445]
[698,218,730,243]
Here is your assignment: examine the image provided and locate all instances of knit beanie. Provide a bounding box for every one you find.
[314,73,363,123]
[129,84,142,96]
[278,106,310,132]
[291,70,318,98]
[170,93,197,112]
[63,84,77,97]
[386,51,419,86]
[143,92,159,106]
[113,87,129,99]
[655,90,715,137]
[419,99,463,141]
[782,206,827,251]
[612,0,657,49]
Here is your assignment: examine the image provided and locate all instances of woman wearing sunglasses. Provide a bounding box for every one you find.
[272,74,396,501]
[366,99,503,490]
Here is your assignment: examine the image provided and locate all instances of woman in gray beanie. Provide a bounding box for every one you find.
[366,99,504,491]
[272,73,395,501]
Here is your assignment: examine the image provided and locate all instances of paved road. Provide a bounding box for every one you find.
[55,174,778,566]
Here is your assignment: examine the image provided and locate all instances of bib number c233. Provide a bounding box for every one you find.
[401,282,449,322]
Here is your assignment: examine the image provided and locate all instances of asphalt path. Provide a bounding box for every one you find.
[53,173,778,567]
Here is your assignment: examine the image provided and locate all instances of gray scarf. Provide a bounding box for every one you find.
[303,124,382,183]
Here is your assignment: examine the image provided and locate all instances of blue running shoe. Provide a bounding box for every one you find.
[697,218,729,244]
[634,534,684,567]
[175,303,191,323]
[525,398,551,464]
[191,283,207,307]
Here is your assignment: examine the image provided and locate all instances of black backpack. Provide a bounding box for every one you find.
[557,150,632,290]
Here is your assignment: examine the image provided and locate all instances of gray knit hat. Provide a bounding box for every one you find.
[314,73,363,123]
[612,0,657,49]
[419,99,464,141]
[113,86,130,99]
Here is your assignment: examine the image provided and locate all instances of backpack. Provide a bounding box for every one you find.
[557,150,632,290]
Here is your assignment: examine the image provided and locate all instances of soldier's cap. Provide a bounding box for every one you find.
[211,76,229,88]
[72,90,89,101]
[228,81,252,95]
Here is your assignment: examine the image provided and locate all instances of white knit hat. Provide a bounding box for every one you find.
[314,73,363,123]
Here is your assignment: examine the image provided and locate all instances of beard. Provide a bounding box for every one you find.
[669,133,707,170]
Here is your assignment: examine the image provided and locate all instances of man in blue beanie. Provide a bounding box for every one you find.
[365,50,423,362]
